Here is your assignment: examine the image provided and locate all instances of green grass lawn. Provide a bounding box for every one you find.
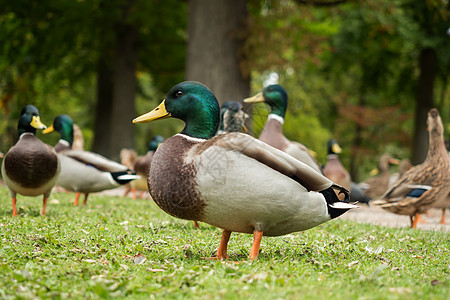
[0,185,448,299]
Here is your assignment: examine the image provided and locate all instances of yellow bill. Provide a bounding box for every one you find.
[30,116,47,129]
[332,143,342,154]
[133,100,171,124]
[243,92,264,103]
[369,168,379,176]
[43,124,55,134]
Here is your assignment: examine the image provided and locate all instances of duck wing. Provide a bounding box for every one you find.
[63,150,128,172]
[197,133,348,196]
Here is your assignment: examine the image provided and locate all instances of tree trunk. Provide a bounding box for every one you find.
[411,47,436,165]
[186,0,250,104]
[109,21,138,162]
[92,56,114,157]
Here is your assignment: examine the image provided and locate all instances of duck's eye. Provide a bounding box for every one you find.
[175,90,183,97]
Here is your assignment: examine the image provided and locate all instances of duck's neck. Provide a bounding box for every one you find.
[425,132,447,162]
[60,131,73,146]
[19,132,35,139]
[268,113,284,125]
[181,113,219,140]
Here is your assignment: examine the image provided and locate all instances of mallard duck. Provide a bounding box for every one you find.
[217,101,248,135]
[1,105,60,216]
[43,114,74,153]
[44,115,139,205]
[244,84,322,174]
[56,153,138,205]
[133,81,357,260]
[359,153,399,199]
[323,139,351,191]
[372,109,450,228]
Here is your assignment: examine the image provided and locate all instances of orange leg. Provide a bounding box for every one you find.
[42,197,48,215]
[411,213,420,229]
[439,208,447,225]
[82,193,89,205]
[217,230,231,260]
[249,230,263,260]
[131,187,136,200]
[193,221,200,228]
[415,213,428,224]
[12,197,18,216]
[74,193,81,206]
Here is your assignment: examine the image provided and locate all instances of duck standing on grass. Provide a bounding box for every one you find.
[133,81,357,260]
[244,84,322,174]
[1,105,60,216]
[372,109,450,228]
[44,114,139,205]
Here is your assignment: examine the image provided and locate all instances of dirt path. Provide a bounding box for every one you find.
[340,204,450,232]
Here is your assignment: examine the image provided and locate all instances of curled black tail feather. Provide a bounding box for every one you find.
[321,184,354,219]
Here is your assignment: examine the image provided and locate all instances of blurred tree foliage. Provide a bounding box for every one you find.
[245,0,449,180]
[0,0,448,181]
[0,0,186,155]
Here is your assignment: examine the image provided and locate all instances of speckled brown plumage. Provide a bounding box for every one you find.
[149,135,205,220]
[3,134,59,189]
[373,109,450,225]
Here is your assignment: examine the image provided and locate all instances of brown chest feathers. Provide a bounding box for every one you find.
[148,135,205,220]
[4,135,59,188]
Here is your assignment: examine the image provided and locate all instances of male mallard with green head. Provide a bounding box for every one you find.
[133,81,357,260]
[372,109,450,228]
[44,114,139,205]
[1,105,60,216]
[244,84,322,174]
[43,114,74,153]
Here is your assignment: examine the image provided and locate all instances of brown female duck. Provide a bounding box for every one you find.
[372,109,450,228]
[359,153,399,199]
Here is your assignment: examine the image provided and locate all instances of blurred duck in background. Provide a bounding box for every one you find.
[372,109,450,228]
[359,153,399,199]
[217,101,248,135]
[244,85,322,174]
[44,114,139,205]
[2,105,60,216]
[323,139,351,191]
[122,135,165,200]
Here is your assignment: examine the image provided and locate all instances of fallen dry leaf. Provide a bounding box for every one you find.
[134,253,146,264]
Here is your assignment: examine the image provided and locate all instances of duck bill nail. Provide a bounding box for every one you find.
[243,92,264,103]
[30,116,47,129]
[133,100,171,123]
[42,124,55,134]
